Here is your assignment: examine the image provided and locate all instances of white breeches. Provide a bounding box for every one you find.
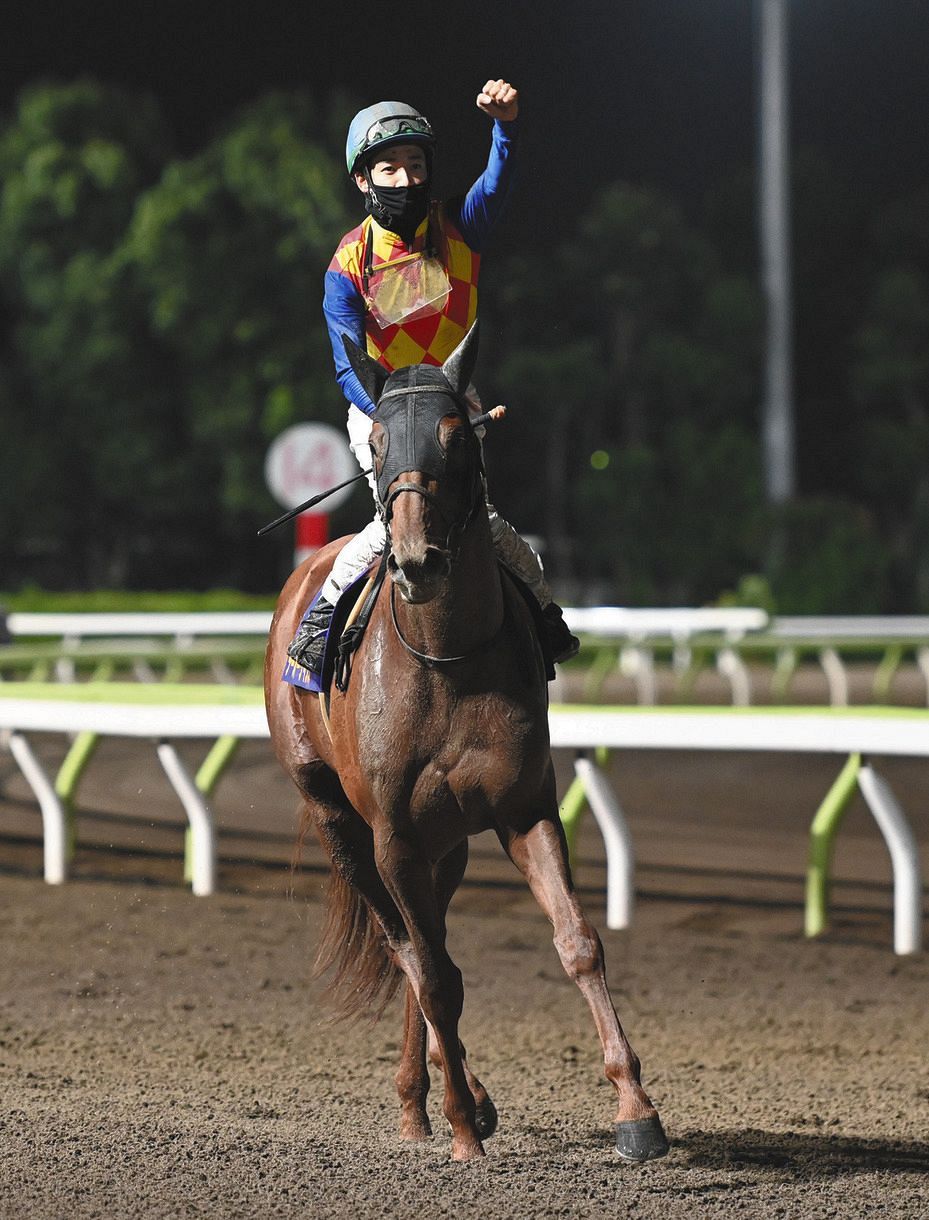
[320,403,552,607]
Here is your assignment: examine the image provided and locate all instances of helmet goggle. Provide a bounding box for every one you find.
[363,113,434,148]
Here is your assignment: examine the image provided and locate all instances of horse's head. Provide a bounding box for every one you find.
[344,324,484,604]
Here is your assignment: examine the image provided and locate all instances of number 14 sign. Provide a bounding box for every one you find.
[264,423,357,512]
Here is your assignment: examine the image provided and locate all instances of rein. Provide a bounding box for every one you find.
[389,579,506,667]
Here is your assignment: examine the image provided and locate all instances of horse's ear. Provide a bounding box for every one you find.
[441,320,480,397]
[343,335,389,406]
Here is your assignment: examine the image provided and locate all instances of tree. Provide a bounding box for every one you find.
[490,182,762,603]
[0,80,175,586]
[0,83,359,590]
[852,259,929,609]
[126,91,358,586]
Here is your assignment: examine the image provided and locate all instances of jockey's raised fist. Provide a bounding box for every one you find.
[476,80,518,122]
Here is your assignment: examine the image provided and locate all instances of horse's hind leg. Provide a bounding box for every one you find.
[498,808,669,1163]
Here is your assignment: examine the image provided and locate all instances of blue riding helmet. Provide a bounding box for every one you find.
[345,101,435,176]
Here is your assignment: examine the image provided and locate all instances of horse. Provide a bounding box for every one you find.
[264,323,668,1164]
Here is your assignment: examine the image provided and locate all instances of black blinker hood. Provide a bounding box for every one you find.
[373,366,472,505]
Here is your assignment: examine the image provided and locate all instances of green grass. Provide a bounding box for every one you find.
[0,681,264,705]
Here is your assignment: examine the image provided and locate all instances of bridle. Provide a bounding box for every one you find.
[388,581,506,666]
[374,381,502,665]
[376,382,485,558]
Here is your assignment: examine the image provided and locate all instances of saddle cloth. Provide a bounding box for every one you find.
[281,566,378,694]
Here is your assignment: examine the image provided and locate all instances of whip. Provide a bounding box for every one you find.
[257,404,507,536]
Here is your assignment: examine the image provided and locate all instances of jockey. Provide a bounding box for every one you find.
[288,80,579,675]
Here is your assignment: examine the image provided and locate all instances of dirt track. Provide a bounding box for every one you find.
[2,699,929,1217]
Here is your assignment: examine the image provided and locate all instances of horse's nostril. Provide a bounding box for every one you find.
[390,546,449,594]
[421,548,451,581]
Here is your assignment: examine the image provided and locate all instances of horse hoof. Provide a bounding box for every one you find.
[614,1115,669,1163]
[451,1137,486,1162]
[399,1121,433,1142]
[474,1099,498,1139]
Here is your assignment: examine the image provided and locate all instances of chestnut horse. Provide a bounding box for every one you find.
[264,324,668,1164]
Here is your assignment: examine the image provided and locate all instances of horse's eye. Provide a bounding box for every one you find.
[440,419,467,450]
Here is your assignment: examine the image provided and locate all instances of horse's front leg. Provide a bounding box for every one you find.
[301,781,428,1145]
[426,1030,498,1140]
[396,841,497,1143]
[375,829,484,1162]
[399,988,497,1142]
[498,809,669,1163]
[429,840,497,1139]
[396,983,431,1140]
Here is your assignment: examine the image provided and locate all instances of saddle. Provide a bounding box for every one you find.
[281,559,554,696]
[281,553,387,695]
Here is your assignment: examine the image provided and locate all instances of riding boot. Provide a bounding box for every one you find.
[541,602,580,664]
[287,596,335,675]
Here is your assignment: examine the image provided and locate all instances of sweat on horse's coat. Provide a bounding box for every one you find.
[264,323,668,1164]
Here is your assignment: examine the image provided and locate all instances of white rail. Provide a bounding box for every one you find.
[5,611,273,640]
[562,607,769,639]
[8,609,929,706]
[771,615,929,639]
[7,608,769,641]
[0,694,924,953]
[9,608,929,647]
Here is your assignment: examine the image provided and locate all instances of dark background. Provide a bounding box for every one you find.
[5,0,927,237]
[3,1,927,607]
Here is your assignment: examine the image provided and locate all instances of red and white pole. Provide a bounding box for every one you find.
[295,512,328,568]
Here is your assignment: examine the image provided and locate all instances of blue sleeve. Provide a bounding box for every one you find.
[449,119,518,252]
[322,269,377,416]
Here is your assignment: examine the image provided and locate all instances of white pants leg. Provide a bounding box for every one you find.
[324,400,551,608]
[319,406,385,604]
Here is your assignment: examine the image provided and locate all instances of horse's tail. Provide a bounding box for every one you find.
[313,865,404,1020]
[289,771,403,1020]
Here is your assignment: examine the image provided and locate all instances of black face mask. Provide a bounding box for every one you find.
[364,178,430,244]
